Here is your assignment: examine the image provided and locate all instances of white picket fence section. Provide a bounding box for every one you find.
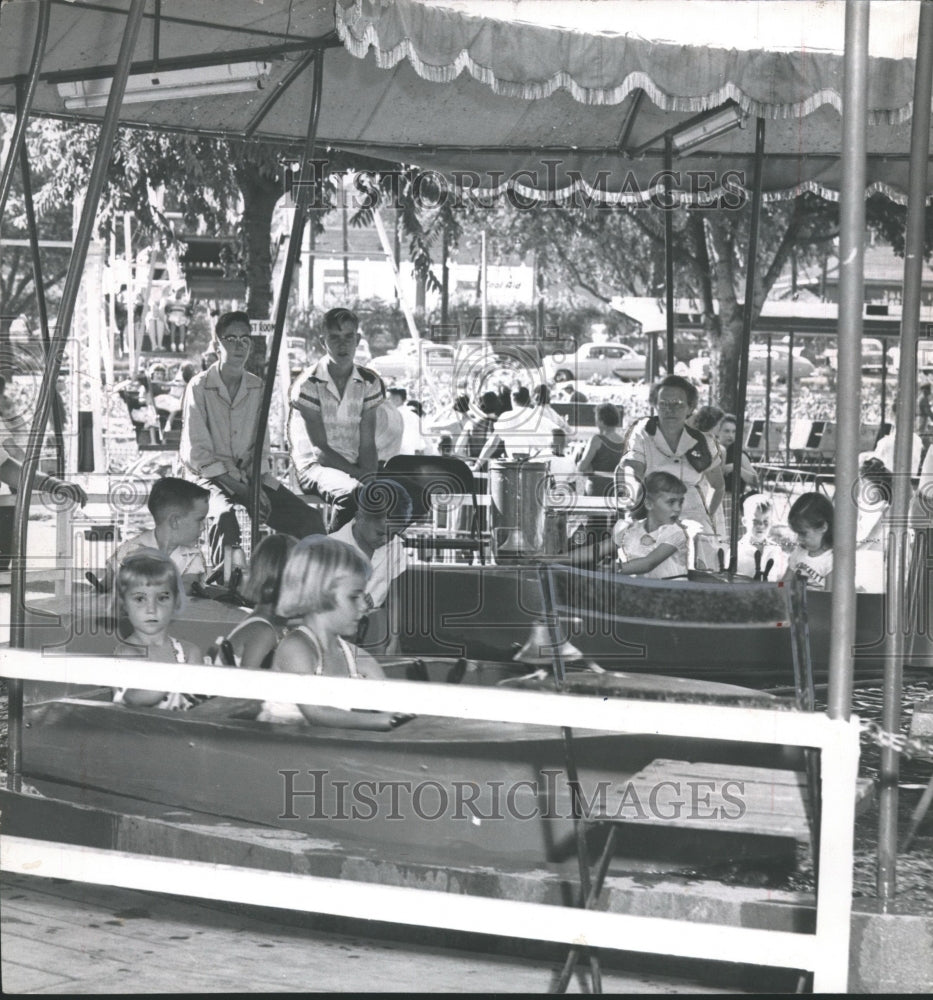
[0,649,861,991]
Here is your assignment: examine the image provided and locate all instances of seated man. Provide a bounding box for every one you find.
[180,311,324,551]
[290,308,386,531]
[102,477,209,594]
[388,386,428,455]
[330,478,412,654]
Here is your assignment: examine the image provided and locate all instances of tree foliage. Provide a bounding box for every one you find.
[450,191,916,409]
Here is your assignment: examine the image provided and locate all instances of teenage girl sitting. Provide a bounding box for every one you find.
[258,536,410,730]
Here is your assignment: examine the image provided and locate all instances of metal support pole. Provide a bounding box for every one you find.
[249,52,324,554]
[765,333,773,462]
[0,1,49,220]
[663,134,675,373]
[880,343,889,438]
[16,82,65,477]
[877,0,933,907]
[728,117,765,571]
[827,0,868,725]
[7,0,147,794]
[786,332,793,465]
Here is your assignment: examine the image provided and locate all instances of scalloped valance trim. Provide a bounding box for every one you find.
[336,0,914,125]
[430,171,925,209]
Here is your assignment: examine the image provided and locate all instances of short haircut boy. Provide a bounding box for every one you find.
[643,470,687,498]
[214,310,252,339]
[323,307,359,334]
[147,478,210,523]
[742,493,772,521]
[276,536,372,618]
[354,477,414,528]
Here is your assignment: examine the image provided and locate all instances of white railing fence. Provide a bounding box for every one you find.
[0,649,861,992]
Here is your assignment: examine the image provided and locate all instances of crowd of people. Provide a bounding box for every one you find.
[92,307,929,723]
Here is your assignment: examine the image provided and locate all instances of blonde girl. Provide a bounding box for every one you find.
[261,536,408,730]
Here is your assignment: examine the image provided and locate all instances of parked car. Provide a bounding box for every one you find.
[689,347,815,384]
[369,339,456,382]
[819,338,887,377]
[286,336,309,369]
[543,342,647,383]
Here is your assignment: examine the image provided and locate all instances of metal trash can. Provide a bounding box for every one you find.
[489,458,547,562]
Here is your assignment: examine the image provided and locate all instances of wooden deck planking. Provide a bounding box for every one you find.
[588,758,874,841]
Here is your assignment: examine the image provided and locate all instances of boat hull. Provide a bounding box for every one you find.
[396,564,909,683]
[21,667,799,867]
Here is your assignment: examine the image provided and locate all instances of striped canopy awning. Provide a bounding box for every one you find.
[0,0,927,204]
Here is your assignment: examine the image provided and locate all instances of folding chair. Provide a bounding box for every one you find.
[383,454,486,564]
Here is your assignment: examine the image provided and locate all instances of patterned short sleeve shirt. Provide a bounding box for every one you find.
[292,358,385,464]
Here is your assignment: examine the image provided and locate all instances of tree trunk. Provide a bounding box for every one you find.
[235,160,282,320]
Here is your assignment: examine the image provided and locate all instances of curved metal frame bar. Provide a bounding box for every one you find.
[15,81,66,476]
[0,0,49,219]
[7,0,147,794]
[728,117,766,567]
[876,0,933,906]
[248,51,325,552]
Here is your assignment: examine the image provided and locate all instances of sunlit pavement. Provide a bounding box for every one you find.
[1,872,749,995]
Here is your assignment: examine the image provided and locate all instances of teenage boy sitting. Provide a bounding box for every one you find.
[290,308,386,531]
[180,311,324,550]
[102,477,209,593]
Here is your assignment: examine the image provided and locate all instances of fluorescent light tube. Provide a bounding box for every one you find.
[57,61,271,109]
[671,105,747,153]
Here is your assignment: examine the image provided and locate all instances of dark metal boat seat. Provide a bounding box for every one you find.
[382,454,485,564]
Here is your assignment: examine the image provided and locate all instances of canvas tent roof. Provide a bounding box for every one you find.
[0,0,928,204]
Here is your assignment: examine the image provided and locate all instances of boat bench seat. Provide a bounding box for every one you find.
[587,758,874,843]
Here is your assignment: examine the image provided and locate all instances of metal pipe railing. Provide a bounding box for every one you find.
[7,0,147,795]
[249,51,325,554]
[877,0,933,907]
[827,0,868,725]
[0,0,49,219]
[663,134,675,373]
[15,81,66,477]
[728,117,765,571]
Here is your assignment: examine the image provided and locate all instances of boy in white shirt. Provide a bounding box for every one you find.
[102,477,209,593]
[611,471,693,579]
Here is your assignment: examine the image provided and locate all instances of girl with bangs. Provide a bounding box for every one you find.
[112,550,205,710]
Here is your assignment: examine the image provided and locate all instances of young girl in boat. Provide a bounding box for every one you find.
[219,533,297,669]
[258,536,409,730]
[785,492,833,591]
[608,471,694,579]
[112,550,205,710]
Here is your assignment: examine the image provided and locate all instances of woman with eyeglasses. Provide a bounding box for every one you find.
[620,374,725,535]
[180,311,324,554]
